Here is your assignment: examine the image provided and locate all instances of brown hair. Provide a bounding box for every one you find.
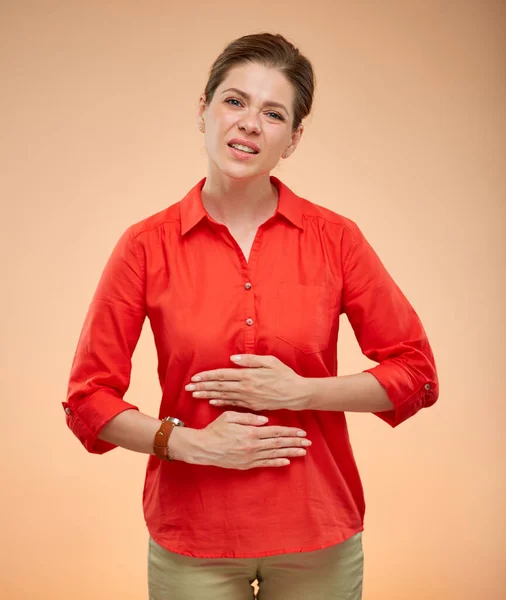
[204,33,315,131]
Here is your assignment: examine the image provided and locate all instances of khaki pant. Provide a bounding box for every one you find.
[148,532,363,600]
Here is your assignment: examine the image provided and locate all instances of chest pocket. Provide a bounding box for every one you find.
[276,283,339,354]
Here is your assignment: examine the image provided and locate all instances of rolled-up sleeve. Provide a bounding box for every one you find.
[63,227,146,453]
[341,220,439,427]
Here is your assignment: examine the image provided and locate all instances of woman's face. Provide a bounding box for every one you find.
[198,62,303,180]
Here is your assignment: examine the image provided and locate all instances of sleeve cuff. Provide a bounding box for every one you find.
[62,391,139,454]
[364,362,438,428]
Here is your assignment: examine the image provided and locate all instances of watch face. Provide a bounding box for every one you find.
[169,417,185,427]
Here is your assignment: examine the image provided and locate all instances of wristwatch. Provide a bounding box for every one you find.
[153,416,185,461]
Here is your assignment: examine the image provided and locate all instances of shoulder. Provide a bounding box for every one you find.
[121,178,203,242]
[116,200,182,249]
[128,202,180,239]
[298,193,362,244]
[104,202,181,266]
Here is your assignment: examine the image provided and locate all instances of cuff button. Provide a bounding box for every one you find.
[424,383,431,391]
[65,407,72,415]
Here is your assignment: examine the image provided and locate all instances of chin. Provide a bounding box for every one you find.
[214,158,272,181]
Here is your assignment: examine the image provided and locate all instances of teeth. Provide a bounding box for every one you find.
[230,143,257,154]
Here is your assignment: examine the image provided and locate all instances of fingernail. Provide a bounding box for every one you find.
[185,384,196,391]
[258,416,269,423]
[231,355,242,361]
[297,430,307,437]
[191,376,201,382]
[301,439,311,446]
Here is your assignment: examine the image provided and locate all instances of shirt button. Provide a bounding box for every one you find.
[244,282,252,290]
[246,318,254,326]
[65,407,72,415]
[424,383,431,391]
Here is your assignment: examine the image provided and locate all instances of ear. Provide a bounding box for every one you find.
[283,124,304,159]
[196,95,207,131]
[291,123,304,146]
[197,94,207,118]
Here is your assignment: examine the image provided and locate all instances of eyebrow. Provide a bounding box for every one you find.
[221,87,290,115]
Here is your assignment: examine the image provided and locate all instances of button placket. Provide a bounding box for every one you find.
[243,279,256,350]
[240,230,262,353]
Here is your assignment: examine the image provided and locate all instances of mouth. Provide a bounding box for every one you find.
[227,141,260,155]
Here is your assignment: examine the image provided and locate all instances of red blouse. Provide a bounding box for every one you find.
[64,177,439,558]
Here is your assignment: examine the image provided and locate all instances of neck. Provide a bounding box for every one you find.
[201,168,278,232]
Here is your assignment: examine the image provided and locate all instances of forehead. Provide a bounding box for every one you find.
[217,62,294,105]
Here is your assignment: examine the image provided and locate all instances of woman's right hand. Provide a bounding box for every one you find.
[171,411,311,469]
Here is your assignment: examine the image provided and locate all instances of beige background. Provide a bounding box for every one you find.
[1,1,505,598]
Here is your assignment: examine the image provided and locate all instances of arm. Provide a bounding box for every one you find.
[305,372,393,412]
[96,409,194,461]
[308,220,439,426]
[63,226,147,453]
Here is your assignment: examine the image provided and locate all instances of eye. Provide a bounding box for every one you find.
[225,98,242,107]
[267,112,285,121]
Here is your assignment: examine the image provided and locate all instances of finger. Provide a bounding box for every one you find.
[191,369,245,383]
[257,447,307,459]
[223,411,269,427]
[190,383,241,395]
[230,354,275,368]
[249,458,291,468]
[209,399,242,407]
[258,437,312,450]
[256,426,307,439]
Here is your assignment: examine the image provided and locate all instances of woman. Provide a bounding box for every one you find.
[64,32,439,600]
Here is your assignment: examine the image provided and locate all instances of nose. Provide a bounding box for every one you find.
[237,111,261,135]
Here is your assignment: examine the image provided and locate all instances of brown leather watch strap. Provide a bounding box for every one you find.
[153,419,176,461]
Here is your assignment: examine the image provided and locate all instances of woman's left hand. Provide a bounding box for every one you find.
[185,354,311,412]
